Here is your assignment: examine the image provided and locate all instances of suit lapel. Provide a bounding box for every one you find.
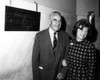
[53,31,64,67]
[55,31,63,56]
[46,29,54,54]
[45,29,63,58]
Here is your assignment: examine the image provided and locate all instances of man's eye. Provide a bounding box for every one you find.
[53,19,57,21]
[53,19,61,22]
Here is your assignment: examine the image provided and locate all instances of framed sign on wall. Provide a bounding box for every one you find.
[5,6,41,31]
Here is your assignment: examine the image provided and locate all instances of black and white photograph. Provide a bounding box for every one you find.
[0,0,99,80]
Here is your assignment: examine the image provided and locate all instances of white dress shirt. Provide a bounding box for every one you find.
[49,27,58,47]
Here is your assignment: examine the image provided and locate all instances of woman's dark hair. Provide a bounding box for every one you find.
[72,18,91,37]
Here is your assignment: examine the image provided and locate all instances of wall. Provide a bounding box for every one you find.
[77,0,98,16]
[0,0,76,80]
[35,0,76,15]
[0,0,36,80]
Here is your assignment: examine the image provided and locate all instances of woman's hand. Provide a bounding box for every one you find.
[62,59,67,67]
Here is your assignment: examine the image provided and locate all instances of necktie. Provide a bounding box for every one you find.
[53,32,57,52]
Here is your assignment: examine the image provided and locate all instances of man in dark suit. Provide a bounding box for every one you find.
[32,11,69,80]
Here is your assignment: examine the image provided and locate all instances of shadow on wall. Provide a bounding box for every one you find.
[86,26,98,43]
[95,49,100,80]
[60,16,67,32]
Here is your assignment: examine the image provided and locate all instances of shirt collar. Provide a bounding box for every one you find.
[49,27,55,36]
[49,27,58,39]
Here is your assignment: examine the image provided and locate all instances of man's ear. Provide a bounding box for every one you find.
[49,19,51,25]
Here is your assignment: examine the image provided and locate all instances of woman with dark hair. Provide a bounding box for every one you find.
[57,18,96,80]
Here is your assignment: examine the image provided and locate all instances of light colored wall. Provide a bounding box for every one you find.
[77,0,98,16]
[0,0,76,80]
[0,0,36,80]
[35,0,76,15]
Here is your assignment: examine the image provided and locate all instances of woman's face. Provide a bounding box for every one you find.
[76,26,88,41]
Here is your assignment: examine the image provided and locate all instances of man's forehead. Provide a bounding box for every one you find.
[51,14,61,19]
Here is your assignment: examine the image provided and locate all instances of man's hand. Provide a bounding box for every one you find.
[57,73,64,80]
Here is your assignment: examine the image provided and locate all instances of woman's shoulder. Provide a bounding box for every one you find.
[85,40,95,49]
[68,37,76,46]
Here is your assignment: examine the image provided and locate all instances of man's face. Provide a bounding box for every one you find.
[50,14,62,32]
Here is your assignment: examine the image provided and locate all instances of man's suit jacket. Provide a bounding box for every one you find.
[32,28,69,80]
